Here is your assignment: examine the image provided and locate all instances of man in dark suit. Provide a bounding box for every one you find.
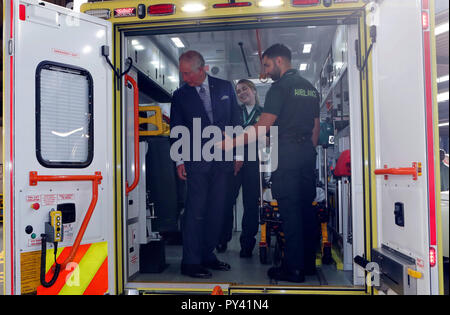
[170,50,241,278]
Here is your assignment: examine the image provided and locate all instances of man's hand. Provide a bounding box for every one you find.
[177,164,187,181]
[234,160,244,176]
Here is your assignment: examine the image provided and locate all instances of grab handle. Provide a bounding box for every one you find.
[374,162,421,180]
[29,171,102,268]
[124,74,140,195]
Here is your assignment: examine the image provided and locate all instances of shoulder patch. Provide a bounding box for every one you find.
[294,88,317,98]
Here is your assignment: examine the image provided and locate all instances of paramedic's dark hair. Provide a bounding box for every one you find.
[179,50,205,71]
[262,43,292,63]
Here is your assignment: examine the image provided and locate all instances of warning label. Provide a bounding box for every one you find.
[26,193,75,205]
[26,195,41,202]
[20,251,41,295]
[28,238,42,247]
[42,194,57,206]
[58,194,75,201]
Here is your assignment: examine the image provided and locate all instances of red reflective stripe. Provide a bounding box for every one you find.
[19,4,25,20]
[83,257,108,295]
[9,57,14,295]
[423,22,437,245]
[213,2,252,8]
[9,0,14,295]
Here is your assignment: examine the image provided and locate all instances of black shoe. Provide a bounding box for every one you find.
[216,243,228,253]
[267,266,305,283]
[203,260,231,271]
[239,249,252,258]
[181,264,212,279]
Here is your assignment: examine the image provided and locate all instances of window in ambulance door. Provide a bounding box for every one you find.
[35,61,94,168]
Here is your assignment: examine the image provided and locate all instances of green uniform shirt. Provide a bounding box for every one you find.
[241,104,263,128]
[263,69,320,139]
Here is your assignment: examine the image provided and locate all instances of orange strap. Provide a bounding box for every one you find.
[255,29,268,82]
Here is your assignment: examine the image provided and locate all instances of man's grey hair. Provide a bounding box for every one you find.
[179,50,205,71]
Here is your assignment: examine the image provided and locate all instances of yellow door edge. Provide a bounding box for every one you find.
[429,0,444,296]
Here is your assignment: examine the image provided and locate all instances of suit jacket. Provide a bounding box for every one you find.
[170,75,241,173]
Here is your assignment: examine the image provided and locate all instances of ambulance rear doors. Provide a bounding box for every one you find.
[366,0,443,295]
[3,0,115,295]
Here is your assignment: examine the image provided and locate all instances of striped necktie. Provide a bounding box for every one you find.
[198,84,213,123]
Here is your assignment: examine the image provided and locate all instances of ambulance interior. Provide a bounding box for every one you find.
[123,21,366,289]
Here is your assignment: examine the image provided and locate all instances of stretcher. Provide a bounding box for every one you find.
[257,148,333,267]
[257,147,284,265]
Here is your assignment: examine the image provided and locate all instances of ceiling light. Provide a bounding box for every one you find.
[131,40,140,46]
[439,122,449,127]
[437,91,449,103]
[82,46,92,54]
[171,37,185,48]
[96,30,105,38]
[258,0,284,7]
[181,3,206,12]
[437,75,449,83]
[435,22,449,36]
[299,63,308,71]
[134,45,145,51]
[303,43,312,54]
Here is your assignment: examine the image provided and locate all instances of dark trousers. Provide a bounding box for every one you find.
[182,167,230,265]
[270,140,318,272]
[220,160,260,251]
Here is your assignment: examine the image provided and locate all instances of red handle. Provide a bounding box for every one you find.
[374,162,420,180]
[124,74,140,196]
[29,171,102,268]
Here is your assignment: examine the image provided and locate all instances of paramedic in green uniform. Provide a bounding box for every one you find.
[217,79,264,258]
[216,43,320,282]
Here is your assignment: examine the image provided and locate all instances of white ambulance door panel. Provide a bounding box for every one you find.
[370,0,437,294]
[3,0,113,295]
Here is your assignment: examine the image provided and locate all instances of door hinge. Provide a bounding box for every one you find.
[355,25,377,75]
[8,39,14,55]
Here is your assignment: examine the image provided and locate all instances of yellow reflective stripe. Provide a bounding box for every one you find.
[59,242,108,295]
[45,247,64,274]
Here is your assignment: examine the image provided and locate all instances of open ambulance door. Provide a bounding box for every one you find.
[3,0,115,295]
[361,0,443,295]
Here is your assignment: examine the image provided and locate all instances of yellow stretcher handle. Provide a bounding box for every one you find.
[407,268,422,279]
[260,223,267,244]
[139,106,163,136]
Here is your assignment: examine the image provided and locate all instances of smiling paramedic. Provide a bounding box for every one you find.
[217,43,320,282]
